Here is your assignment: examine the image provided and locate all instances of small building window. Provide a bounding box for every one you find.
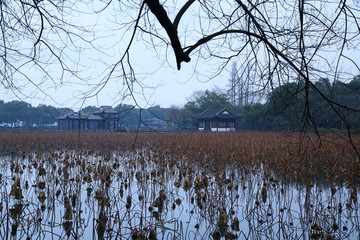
[211,122,226,128]
[227,122,234,127]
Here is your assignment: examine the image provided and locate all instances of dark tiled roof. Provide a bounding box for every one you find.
[56,112,87,120]
[92,106,118,114]
[56,114,68,120]
[88,115,103,120]
[58,106,118,121]
[192,108,240,120]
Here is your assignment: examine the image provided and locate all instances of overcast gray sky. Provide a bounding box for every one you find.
[0,1,230,110]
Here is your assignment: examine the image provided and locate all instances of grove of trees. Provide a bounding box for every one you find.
[239,75,360,131]
[0,101,169,130]
[2,75,360,132]
[0,100,71,128]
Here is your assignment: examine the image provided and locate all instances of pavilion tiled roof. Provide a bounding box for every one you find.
[192,108,241,120]
[88,115,103,120]
[56,112,88,120]
[92,106,118,114]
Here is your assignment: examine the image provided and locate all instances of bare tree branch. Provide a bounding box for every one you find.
[144,0,190,70]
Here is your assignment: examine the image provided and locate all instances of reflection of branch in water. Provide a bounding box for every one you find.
[96,207,108,239]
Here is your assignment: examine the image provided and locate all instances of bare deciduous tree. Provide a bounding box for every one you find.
[0,1,97,100]
[1,0,360,132]
[140,0,360,135]
[228,61,256,109]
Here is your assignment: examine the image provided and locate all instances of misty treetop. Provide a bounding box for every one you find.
[240,75,360,131]
[0,101,71,127]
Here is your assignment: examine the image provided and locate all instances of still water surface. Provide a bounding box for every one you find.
[0,149,359,239]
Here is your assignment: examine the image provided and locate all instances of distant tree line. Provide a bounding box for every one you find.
[0,101,171,131]
[240,76,360,131]
[2,75,360,131]
[167,75,360,132]
[0,92,233,131]
[0,100,71,129]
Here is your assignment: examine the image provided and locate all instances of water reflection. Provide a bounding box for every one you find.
[0,148,359,239]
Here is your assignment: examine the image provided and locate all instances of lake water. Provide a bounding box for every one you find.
[0,148,359,239]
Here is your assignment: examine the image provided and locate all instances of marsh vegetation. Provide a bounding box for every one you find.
[0,132,359,239]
